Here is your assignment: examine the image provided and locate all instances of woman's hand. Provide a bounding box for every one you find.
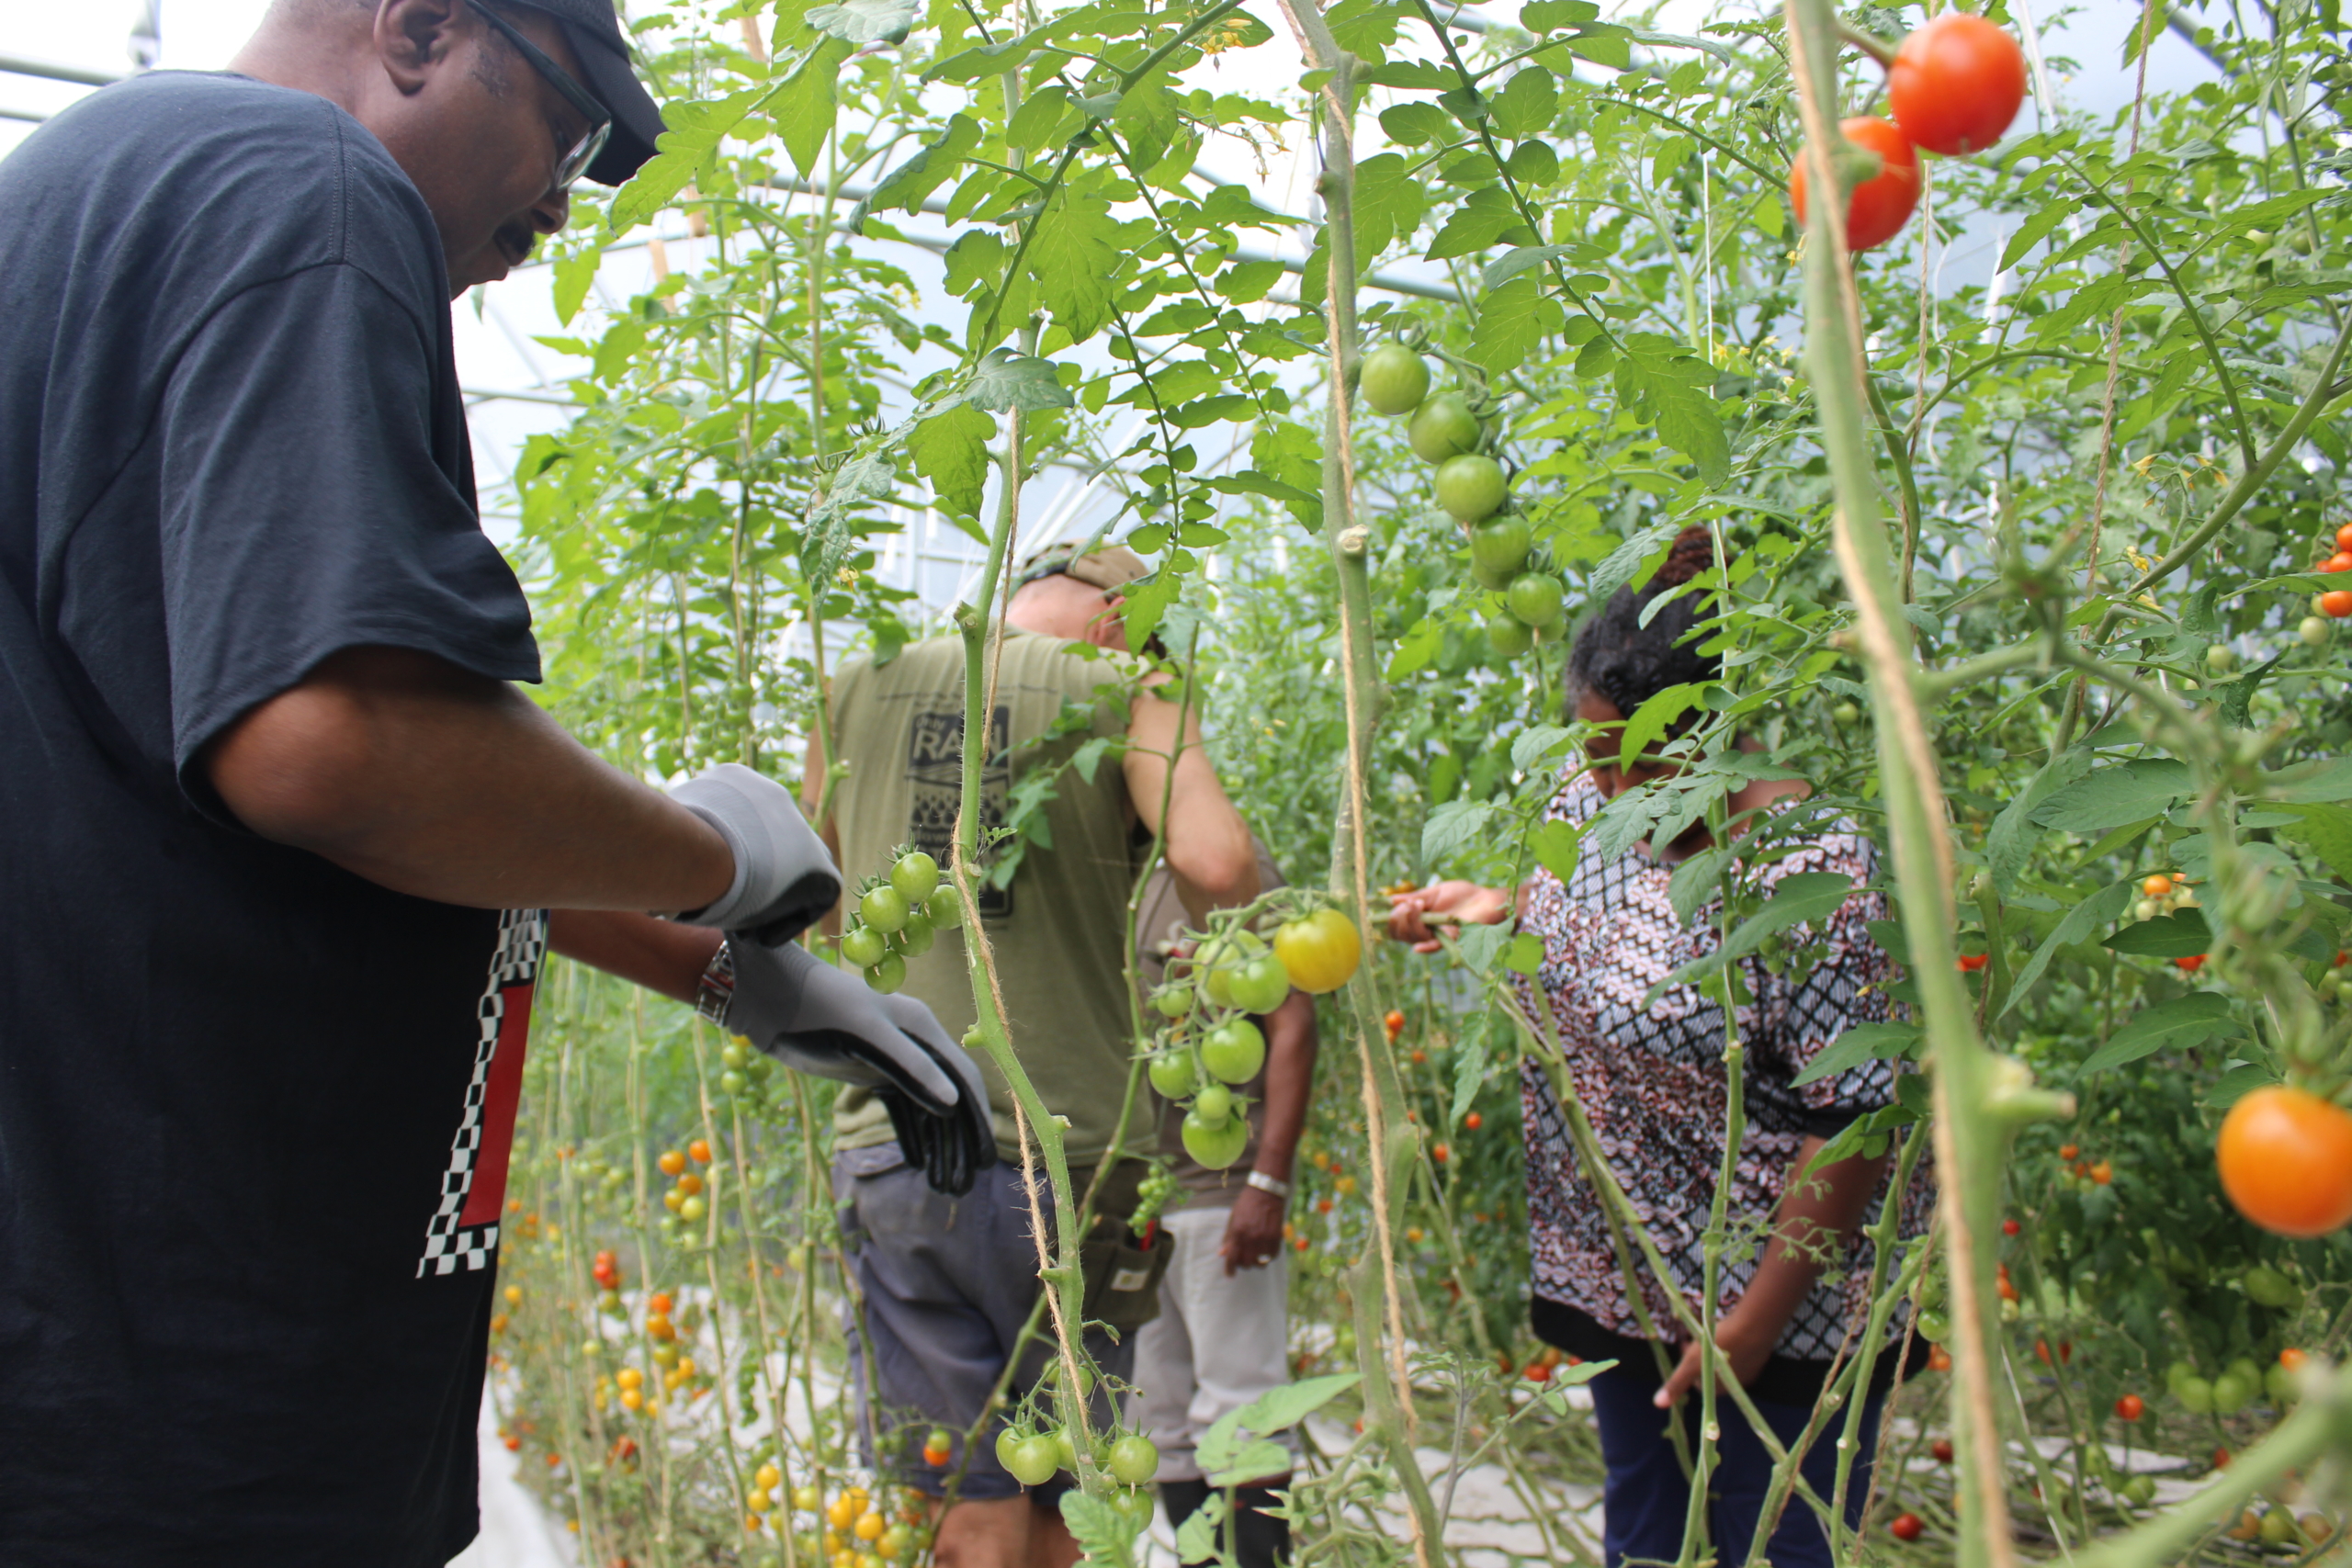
[1655,1311,1779,1409]
[1385,881,1513,953]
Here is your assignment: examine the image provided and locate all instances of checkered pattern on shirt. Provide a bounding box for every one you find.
[415,908,546,1278]
[1512,773,1933,1363]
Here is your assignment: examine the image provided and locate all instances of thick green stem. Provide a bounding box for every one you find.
[1784,3,2018,1563]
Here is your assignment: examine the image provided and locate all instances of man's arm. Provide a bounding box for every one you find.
[548,911,722,1005]
[1220,987,1317,1275]
[1123,684,1258,923]
[206,646,734,913]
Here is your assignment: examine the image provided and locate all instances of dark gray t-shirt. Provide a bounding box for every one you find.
[0,72,542,1563]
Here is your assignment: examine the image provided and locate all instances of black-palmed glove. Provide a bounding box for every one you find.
[669,763,840,945]
[720,941,996,1195]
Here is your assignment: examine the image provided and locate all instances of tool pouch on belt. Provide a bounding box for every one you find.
[1076,1156,1174,1333]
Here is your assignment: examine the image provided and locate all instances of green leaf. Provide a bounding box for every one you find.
[2030,760,2191,835]
[1057,1490,1135,1567]
[2210,1062,2276,1110]
[1621,338,1727,487]
[1027,188,1125,344]
[2004,878,2136,1016]
[1489,65,1558,139]
[964,350,1074,412]
[1616,681,1703,767]
[1351,153,1423,273]
[2080,993,2237,1074]
[552,246,603,327]
[778,37,857,176]
[1505,931,1544,975]
[1379,101,1453,147]
[1658,872,1856,995]
[1585,519,1680,606]
[1792,1021,1922,1088]
[1168,393,1256,428]
[1450,1028,1490,1125]
[2102,908,2211,958]
[906,402,994,519]
[593,318,647,382]
[1425,187,1522,261]
[1999,202,2074,274]
[2278,802,2352,880]
[1506,139,1560,185]
[802,448,897,586]
[1468,273,1559,375]
[1988,750,2094,893]
[1172,1497,1223,1563]
[1387,615,1442,678]
[1423,800,1500,863]
[805,0,914,42]
[854,113,979,227]
[1235,1373,1360,1435]
[2260,757,2352,804]
[1667,845,1732,924]
[1531,818,1580,884]
[606,86,764,233]
[1520,0,1600,23]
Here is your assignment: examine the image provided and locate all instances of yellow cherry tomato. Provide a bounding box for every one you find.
[1273,908,1363,994]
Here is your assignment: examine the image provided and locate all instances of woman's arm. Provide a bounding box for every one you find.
[1655,1134,1892,1407]
[1385,880,1518,952]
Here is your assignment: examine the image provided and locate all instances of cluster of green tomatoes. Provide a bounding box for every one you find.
[993,1415,1160,1498]
[841,849,964,992]
[1144,905,1363,1169]
[1357,343,1565,657]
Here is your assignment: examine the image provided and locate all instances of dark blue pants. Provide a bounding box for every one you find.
[1586,1358,1885,1568]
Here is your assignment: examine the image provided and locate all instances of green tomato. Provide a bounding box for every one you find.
[1152,985,1193,1020]
[721,1040,752,1070]
[1435,454,1509,523]
[1832,702,1861,726]
[1182,1107,1251,1169]
[2267,1361,2300,1404]
[891,851,941,902]
[2210,1370,2254,1415]
[748,1053,775,1080]
[995,1427,1024,1472]
[1004,1435,1060,1487]
[925,886,963,929]
[1050,1427,1078,1472]
[1106,1433,1160,1486]
[1148,1050,1198,1100]
[866,953,907,994]
[1108,1487,1155,1530]
[719,1069,748,1096]
[897,912,936,957]
[1359,344,1430,416]
[679,1195,707,1223]
[860,886,910,934]
[842,925,888,968]
[1468,514,1532,578]
[1407,391,1480,463]
[2301,615,2333,648]
[1193,1083,1235,1125]
[1915,1308,1950,1344]
[2262,1509,2300,1547]
[2177,1374,2215,1414]
[2121,1473,2156,1507]
[1202,1020,1267,1085]
[2205,643,2238,674]
[1227,953,1291,1016]
[1196,931,1267,1010]
[1506,572,1565,627]
[1487,610,1534,659]
[2244,1264,2302,1309]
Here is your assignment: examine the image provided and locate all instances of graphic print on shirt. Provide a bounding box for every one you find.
[417,908,547,1277]
[906,703,1012,918]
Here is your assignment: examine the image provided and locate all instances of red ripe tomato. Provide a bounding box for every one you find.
[1431,1142,1451,1165]
[1524,1362,1551,1382]
[2002,1218,2021,1236]
[1464,1111,1484,1132]
[1957,953,1988,972]
[1384,1010,1406,1038]
[2322,590,2352,618]
[1890,1511,1925,1542]
[1789,118,1921,252]
[2058,1144,2078,1162]
[2337,523,2352,553]
[2116,1393,2145,1421]
[1930,1438,1954,1464]
[2216,1085,2352,1236]
[2176,954,2206,972]
[1887,13,2028,155]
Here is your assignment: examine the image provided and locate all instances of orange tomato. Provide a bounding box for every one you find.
[2216,1086,2352,1236]
[648,1292,673,1316]
[1957,953,1988,972]
[2090,1159,2113,1185]
[1464,1111,1484,1132]
[658,1150,687,1177]
[2116,1393,2144,1421]
[2323,590,2352,618]
[1789,117,1922,251]
[2281,1347,2310,1372]
[689,1139,714,1165]
[2143,874,2174,898]
[2059,1144,2079,1161]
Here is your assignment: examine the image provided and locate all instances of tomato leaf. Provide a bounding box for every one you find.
[1792,1021,1922,1088]
[1987,749,2093,894]
[853,113,979,229]
[1027,187,1125,344]
[776,38,856,176]
[1422,799,1502,863]
[805,0,914,43]
[1469,273,1562,374]
[1057,1490,1136,1563]
[2029,760,2191,835]
[1234,1372,1360,1435]
[1530,818,1580,885]
[1619,338,1729,488]
[1386,616,1442,679]
[2260,757,2352,805]
[1655,872,1857,999]
[552,246,603,327]
[2209,1062,2277,1110]
[1584,519,1682,606]
[2276,802,2352,881]
[2079,993,2238,1074]
[2001,877,2136,1017]
[1489,65,1559,140]
[1616,682,1705,769]
[905,402,993,520]
[2102,908,2211,957]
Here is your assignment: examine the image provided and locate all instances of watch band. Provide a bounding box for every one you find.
[695,939,737,1027]
[1245,1169,1292,1200]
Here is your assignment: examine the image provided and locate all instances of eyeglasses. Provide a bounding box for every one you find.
[467,0,612,190]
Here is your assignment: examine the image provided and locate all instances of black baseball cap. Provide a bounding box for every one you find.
[498,0,667,186]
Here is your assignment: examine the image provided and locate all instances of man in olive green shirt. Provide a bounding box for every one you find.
[809,543,1257,1568]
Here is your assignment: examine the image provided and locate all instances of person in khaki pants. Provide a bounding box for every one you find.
[1126,839,1317,1568]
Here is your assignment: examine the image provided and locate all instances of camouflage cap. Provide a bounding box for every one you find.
[1013,541,1149,592]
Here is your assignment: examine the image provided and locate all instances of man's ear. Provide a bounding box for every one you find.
[377,0,468,96]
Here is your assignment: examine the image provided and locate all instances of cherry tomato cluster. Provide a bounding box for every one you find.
[990,1421,1159,1497]
[1355,344,1566,660]
[657,1144,713,1228]
[1789,15,2027,253]
[2312,523,2352,622]
[796,1482,927,1568]
[1144,901,1362,1169]
[841,850,962,994]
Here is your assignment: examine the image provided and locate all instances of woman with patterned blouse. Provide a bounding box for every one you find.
[1389,528,1930,1568]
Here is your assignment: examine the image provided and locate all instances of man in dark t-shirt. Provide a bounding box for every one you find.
[0,1,987,1562]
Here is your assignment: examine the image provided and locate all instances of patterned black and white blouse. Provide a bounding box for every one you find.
[1512,772,1934,1369]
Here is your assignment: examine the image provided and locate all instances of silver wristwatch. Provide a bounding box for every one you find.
[1246,1169,1292,1201]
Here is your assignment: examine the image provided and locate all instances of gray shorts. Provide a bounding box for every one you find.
[835,1143,1135,1501]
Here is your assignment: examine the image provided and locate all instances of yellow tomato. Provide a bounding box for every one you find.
[750,1489,773,1513]
[854,1512,887,1542]
[827,1499,857,1530]
[1274,909,1363,994]
[757,1463,784,1492]
[616,1368,644,1390]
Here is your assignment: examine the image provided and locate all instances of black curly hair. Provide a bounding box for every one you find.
[1566,525,1723,719]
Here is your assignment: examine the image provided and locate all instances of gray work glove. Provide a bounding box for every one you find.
[722,940,996,1195]
[669,763,841,945]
